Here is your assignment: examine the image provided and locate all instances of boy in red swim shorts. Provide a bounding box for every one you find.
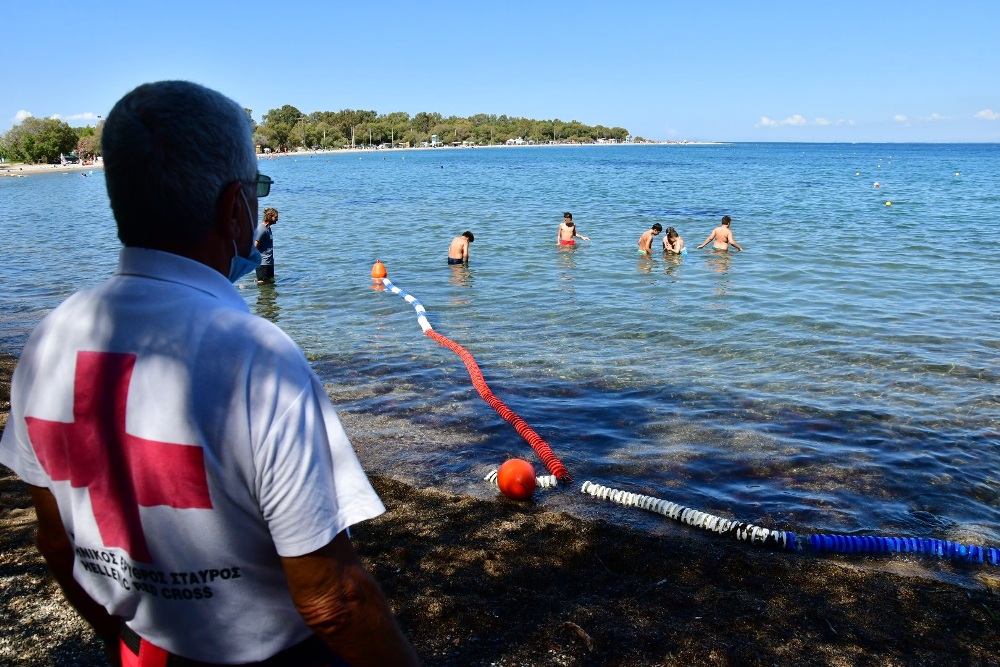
[557,212,589,245]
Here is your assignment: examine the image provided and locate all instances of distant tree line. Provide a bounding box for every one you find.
[251,105,633,150]
[0,105,634,163]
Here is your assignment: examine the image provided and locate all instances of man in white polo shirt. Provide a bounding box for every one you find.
[0,81,418,667]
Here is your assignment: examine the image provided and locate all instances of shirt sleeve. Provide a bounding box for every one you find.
[0,362,50,487]
[253,375,385,558]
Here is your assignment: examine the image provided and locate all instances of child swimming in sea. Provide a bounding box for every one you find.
[557,212,589,245]
[637,223,662,254]
[663,227,686,255]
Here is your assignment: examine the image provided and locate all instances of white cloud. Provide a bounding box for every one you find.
[759,114,851,128]
[757,114,807,127]
[49,114,62,120]
[975,109,1000,120]
[65,112,102,123]
[893,114,909,123]
[13,109,33,122]
[924,113,948,121]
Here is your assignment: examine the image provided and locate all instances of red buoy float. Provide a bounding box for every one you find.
[371,260,387,280]
[497,458,537,501]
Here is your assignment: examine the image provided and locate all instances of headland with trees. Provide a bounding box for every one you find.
[0,104,639,165]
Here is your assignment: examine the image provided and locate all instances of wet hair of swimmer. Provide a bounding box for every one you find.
[666,226,678,239]
[722,215,732,225]
[564,212,572,220]
[463,230,475,242]
[652,223,663,232]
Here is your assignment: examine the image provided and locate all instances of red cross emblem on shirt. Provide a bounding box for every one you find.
[25,351,213,562]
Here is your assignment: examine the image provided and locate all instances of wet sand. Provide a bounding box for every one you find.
[2,353,999,666]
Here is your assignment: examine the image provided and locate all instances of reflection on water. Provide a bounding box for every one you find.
[556,244,577,293]
[448,263,474,288]
[254,283,280,323]
[661,252,683,276]
[636,252,654,273]
[704,249,733,273]
[704,250,733,295]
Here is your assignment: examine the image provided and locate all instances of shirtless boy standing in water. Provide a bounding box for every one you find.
[557,212,589,245]
[697,215,743,251]
[637,223,663,254]
[448,231,474,264]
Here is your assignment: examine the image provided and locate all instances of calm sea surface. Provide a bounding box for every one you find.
[3,143,999,548]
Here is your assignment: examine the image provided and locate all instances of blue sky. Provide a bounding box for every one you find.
[3,0,998,142]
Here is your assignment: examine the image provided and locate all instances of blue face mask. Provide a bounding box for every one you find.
[228,190,263,283]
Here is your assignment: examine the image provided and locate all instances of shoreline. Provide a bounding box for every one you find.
[0,142,721,178]
[0,161,104,177]
[2,353,1000,666]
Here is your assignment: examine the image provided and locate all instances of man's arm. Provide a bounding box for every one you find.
[27,485,122,665]
[462,240,469,260]
[697,230,716,249]
[282,531,420,667]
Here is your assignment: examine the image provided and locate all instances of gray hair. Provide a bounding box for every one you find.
[103,81,257,247]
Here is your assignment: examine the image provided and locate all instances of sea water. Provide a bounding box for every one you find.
[2,143,999,548]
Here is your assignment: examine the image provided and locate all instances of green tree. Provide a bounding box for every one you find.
[239,102,634,150]
[72,119,104,158]
[260,105,304,149]
[411,111,442,137]
[262,104,303,127]
[380,111,411,145]
[1,117,79,163]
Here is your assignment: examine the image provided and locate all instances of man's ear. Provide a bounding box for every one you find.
[215,181,244,241]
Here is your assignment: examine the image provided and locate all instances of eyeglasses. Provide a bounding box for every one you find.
[249,173,273,198]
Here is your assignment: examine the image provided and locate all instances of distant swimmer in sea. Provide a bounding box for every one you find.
[637,223,662,254]
[663,226,686,255]
[448,230,474,265]
[697,215,743,251]
[557,212,589,245]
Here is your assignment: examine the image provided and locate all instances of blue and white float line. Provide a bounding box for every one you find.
[579,480,1000,565]
[381,278,432,332]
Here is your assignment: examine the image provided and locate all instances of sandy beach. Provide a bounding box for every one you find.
[0,161,103,177]
[2,352,999,666]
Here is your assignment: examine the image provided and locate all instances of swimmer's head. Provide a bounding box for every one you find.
[652,223,663,233]
[463,230,475,242]
[721,215,732,226]
[563,212,572,221]
[666,226,678,239]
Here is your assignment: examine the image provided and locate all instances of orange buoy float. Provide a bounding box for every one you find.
[497,458,537,501]
[371,259,387,280]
